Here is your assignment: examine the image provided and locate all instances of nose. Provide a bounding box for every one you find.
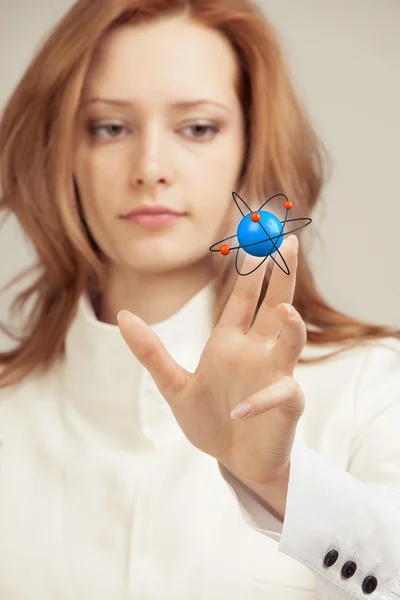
[130,123,171,190]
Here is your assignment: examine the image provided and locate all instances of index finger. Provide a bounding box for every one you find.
[216,251,270,333]
[249,235,299,341]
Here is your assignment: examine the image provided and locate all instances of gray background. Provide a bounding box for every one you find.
[1,0,399,349]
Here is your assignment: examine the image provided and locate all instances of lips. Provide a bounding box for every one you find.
[123,207,184,218]
[123,211,185,228]
[135,210,181,217]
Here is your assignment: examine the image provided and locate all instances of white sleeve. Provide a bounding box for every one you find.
[218,343,400,600]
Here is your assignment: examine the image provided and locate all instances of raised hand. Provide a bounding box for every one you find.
[118,235,307,490]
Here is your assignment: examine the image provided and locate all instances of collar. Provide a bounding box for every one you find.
[58,279,216,446]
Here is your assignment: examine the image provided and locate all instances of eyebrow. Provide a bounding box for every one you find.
[80,98,231,114]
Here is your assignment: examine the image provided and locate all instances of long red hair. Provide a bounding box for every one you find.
[1,0,399,388]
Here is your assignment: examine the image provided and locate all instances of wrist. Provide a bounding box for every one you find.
[222,463,291,523]
[245,465,290,523]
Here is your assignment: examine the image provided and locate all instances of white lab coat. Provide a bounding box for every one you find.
[0,278,399,600]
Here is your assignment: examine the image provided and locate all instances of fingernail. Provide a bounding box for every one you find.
[117,309,131,324]
[230,402,252,419]
[282,303,295,318]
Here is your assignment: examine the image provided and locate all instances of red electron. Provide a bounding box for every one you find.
[220,244,230,255]
[283,200,293,209]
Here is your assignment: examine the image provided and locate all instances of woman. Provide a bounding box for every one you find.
[0,0,399,598]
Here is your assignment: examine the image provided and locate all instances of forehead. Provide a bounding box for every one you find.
[81,17,240,105]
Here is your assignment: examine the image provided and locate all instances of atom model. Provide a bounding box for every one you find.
[209,192,312,276]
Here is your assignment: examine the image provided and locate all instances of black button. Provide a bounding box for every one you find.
[323,549,339,567]
[362,576,378,594]
[341,560,357,578]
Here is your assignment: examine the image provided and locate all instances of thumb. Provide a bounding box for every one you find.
[117,310,189,406]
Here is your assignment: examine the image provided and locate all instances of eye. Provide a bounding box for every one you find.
[182,123,219,140]
[88,123,128,139]
[87,121,220,141]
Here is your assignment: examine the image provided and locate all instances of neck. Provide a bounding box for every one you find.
[97,257,216,326]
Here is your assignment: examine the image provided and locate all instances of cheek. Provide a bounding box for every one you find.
[73,158,116,254]
[196,199,233,244]
[74,147,96,201]
[75,150,118,214]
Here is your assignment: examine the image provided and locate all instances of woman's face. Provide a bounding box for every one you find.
[73,15,246,276]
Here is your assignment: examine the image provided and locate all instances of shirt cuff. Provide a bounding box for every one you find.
[218,440,400,599]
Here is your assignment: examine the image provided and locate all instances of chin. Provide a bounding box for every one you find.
[121,256,186,275]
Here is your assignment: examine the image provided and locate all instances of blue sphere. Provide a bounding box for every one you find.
[237,211,284,257]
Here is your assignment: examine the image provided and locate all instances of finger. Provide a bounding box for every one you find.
[230,376,305,420]
[249,235,298,342]
[117,310,189,404]
[217,251,270,333]
[271,303,307,373]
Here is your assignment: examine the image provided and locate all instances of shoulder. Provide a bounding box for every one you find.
[296,337,400,413]
[356,336,400,378]
[352,337,400,411]
[300,336,400,374]
[0,366,60,418]
[302,337,400,429]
